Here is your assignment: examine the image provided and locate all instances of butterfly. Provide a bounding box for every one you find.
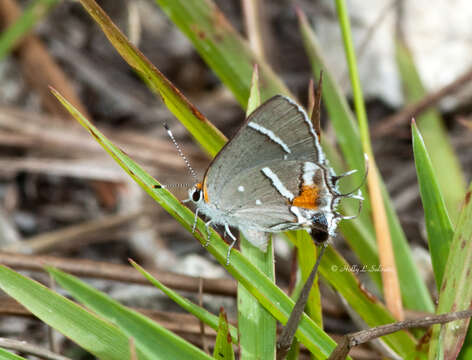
[186,95,363,264]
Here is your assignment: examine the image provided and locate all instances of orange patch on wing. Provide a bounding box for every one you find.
[292,185,319,209]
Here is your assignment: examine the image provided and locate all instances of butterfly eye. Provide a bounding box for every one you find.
[192,188,202,202]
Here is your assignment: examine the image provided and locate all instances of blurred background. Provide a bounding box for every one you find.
[0,0,471,358]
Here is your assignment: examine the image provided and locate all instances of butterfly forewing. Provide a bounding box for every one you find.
[204,95,323,205]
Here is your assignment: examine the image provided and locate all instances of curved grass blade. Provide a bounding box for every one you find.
[396,39,465,222]
[130,260,238,344]
[213,308,235,360]
[51,88,350,359]
[48,267,212,360]
[77,0,226,156]
[412,120,454,290]
[0,348,27,360]
[429,185,472,360]
[0,266,143,360]
[152,0,291,106]
[298,7,433,313]
[0,0,59,60]
[237,66,276,360]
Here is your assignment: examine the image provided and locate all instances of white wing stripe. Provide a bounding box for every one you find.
[248,122,291,154]
[302,162,318,186]
[282,96,325,163]
[261,167,294,200]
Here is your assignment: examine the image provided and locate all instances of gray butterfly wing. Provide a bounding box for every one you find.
[218,160,329,231]
[204,95,324,206]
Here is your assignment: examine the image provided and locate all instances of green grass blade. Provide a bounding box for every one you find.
[298,8,434,313]
[0,266,142,360]
[51,88,350,359]
[458,325,472,359]
[0,0,59,60]
[152,0,292,105]
[412,120,454,290]
[130,260,238,344]
[213,309,235,360]
[396,39,466,222]
[77,0,226,156]
[237,66,276,360]
[286,341,300,360]
[238,235,277,359]
[333,0,370,156]
[0,348,28,360]
[429,185,472,360]
[48,267,212,360]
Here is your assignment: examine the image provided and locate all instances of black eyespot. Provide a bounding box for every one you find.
[192,189,201,202]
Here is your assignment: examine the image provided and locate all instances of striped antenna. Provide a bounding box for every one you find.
[153,183,194,189]
[164,123,198,183]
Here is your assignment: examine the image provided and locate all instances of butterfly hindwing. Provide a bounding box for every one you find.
[215,160,330,232]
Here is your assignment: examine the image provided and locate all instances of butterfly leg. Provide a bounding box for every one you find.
[224,224,237,266]
[203,220,213,247]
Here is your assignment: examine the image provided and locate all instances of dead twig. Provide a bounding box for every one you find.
[0,157,129,181]
[328,309,472,360]
[0,337,71,360]
[373,66,472,136]
[0,106,199,171]
[4,211,145,253]
[0,252,237,296]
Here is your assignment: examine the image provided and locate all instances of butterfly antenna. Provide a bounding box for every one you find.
[164,123,198,183]
[153,183,194,189]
